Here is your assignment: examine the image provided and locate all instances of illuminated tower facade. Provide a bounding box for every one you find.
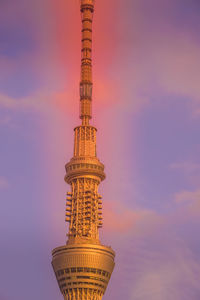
[51,0,115,299]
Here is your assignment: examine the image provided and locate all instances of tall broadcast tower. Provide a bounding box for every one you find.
[51,1,115,299]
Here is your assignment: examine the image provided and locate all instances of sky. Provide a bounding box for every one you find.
[1,0,200,299]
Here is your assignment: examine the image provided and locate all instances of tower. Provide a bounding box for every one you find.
[51,1,115,299]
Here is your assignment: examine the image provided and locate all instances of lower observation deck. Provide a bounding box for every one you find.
[52,243,115,300]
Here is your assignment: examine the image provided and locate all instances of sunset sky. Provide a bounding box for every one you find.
[1,0,200,299]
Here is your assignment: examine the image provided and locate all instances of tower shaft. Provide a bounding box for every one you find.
[52,1,115,299]
[80,0,94,125]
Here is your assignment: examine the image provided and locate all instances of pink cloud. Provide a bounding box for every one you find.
[174,189,200,218]
[0,176,9,189]
[0,89,78,116]
[130,243,200,300]
[175,189,200,203]
[0,56,17,80]
[155,36,200,104]
[170,162,200,173]
[170,161,200,186]
[103,201,139,233]
[122,32,200,111]
[103,200,160,234]
[0,92,51,111]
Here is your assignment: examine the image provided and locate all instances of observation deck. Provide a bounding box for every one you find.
[52,244,115,300]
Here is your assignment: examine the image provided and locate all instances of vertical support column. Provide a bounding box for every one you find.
[74,128,77,156]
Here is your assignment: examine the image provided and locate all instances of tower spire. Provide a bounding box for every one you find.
[51,1,115,299]
[80,0,94,125]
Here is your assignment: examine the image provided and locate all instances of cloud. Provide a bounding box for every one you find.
[0,56,18,79]
[0,115,12,126]
[170,162,200,173]
[130,243,200,300]
[0,93,47,111]
[103,201,140,233]
[108,199,200,300]
[107,0,200,115]
[0,90,77,114]
[170,161,200,214]
[132,34,200,110]
[173,189,200,220]
[175,189,200,204]
[0,177,9,189]
[170,160,200,218]
[103,200,160,234]
[170,161,200,186]
[156,36,200,104]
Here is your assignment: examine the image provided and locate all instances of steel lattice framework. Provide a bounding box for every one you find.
[52,1,115,299]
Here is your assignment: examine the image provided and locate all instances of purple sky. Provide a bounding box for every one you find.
[1,0,200,299]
